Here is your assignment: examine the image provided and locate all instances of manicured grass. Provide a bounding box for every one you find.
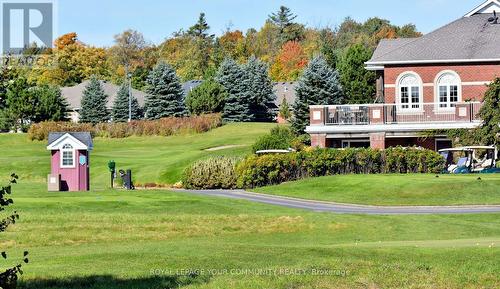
[1,126,500,288]
[254,174,500,206]
[2,182,499,289]
[0,122,277,185]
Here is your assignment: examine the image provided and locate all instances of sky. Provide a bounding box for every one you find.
[56,0,486,47]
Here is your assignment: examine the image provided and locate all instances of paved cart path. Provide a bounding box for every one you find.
[173,189,500,215]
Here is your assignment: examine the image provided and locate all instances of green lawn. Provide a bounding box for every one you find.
[2,182,499,289]
[0,122,276,185]
[1,125,500,288]
[254,174,500,206]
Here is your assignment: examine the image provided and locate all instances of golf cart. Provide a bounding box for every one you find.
[439,146,500,174]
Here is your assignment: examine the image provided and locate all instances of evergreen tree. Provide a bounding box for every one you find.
[244,56,276,122]
[216,58,252,122]
[144,62,186,120]
[188,13,211,39]
[32,85,69,122]
[185,79,226,115]
[279,98,291,121]
[79,76,110,124]
[476,78,500,147]
[337,43,376,104]
[112,83,142,122]
[268,6,305,43]
[291,56,343,134]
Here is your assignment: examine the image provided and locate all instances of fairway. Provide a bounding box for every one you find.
[254,174,500,206]
[3,182,500,289]
[1,126,499,288]
[0,123,276,185]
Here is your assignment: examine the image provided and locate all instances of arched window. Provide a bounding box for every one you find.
[61,143,75,168]
[397,72,422,110]
[435,71,461,109]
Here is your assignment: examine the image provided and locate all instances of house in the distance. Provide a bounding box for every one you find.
[274,82,297,123]
[307,0,500,151]
[62,80,147,122]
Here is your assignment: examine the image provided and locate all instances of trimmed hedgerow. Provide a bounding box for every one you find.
[182,157,240,189]
[27,114,222,140]
[236,147,445,188]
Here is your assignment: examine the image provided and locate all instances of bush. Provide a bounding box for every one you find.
[251,126,295,153]
[27,114,222,141]
[185,80,227,115]
[182,157,239,189]
[237,147,445,188]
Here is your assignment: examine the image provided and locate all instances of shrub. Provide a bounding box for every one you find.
[251,126,295,153]
[28,114,222,141]
[185,80,227,115]
[182,157,239,189]
[237,147,445,188]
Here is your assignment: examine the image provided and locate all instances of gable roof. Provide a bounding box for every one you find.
[273,82,297,107]
[465,0,500,17]
[366,13,500,66]
[47,132,93,150]
[61,80,147,110]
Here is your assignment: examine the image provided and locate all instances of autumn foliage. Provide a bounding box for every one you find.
[270,41,308,81]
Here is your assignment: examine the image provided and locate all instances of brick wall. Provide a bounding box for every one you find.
[384,63,500,103]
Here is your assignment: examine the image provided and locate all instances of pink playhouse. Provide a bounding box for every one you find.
[47,132,93,191]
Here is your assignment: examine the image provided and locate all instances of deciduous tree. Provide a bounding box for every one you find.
[270,41,308,81]
[337,43,376,104]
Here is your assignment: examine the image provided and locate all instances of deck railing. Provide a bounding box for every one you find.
[316,102,482,125]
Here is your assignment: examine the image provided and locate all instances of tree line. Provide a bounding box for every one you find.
[0,6,421,131]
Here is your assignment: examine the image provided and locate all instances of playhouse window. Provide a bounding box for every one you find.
[61,144,75,168]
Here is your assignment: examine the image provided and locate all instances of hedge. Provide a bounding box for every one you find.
[27,114,222,140]
[182,157,239,189]
[236,147,445,188]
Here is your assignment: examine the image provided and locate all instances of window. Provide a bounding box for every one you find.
[435,71,461,109]
[397,73,422,110]
[61,144,74,168]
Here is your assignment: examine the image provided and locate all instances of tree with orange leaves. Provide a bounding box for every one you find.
[270,41,308,81]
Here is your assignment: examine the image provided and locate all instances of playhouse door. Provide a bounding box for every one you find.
[78,151,89,191]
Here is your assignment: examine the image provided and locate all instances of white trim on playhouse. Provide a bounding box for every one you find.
[47,133,92,151]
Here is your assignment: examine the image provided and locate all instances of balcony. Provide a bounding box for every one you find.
[310,102,482,126]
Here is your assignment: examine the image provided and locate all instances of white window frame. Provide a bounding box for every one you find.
[396,72,423,113]
[60,144,75,168]
[434,70,462,111]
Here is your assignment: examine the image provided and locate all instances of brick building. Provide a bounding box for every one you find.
[307,0,500,151]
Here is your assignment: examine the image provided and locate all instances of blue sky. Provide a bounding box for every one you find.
[57,0,485,47]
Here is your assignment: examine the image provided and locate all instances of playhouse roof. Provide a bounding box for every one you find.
[47,132,93,151]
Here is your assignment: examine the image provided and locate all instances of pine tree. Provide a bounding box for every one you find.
[268,6,305,43]
[112,83,142,122]
[337,43,376,104]
[244,56,276,122]
[79,76,110,124]
[279,98,291,121]
[216,58,252,122]
[144,62,186,120]
[291,56,343,134]
[188,13,211,39]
